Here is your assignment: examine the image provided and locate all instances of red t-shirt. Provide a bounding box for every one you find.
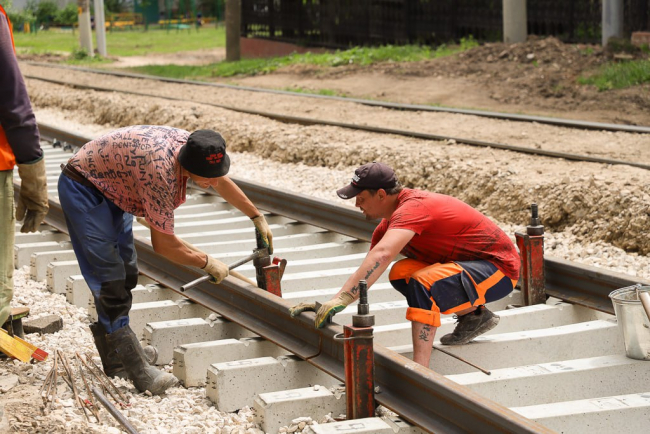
[370,189,520,280]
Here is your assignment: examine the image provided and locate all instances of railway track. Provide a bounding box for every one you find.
[21,63,650,171]
[13,125,650,433]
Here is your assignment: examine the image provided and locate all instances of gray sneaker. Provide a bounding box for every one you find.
[440,306,499,345]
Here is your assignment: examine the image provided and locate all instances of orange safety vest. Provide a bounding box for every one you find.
[0,4,17,170]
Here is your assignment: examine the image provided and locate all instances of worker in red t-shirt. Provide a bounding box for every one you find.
[291,162,520,367]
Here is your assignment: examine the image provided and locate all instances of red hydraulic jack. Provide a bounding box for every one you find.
[254,228,287,297]
[515,203,546,305]
[334,280,376,420]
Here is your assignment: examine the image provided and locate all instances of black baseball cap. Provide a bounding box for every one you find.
[337,162,397,199]
[178,130,230,178]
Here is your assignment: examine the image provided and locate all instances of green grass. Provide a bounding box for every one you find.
[578,59,650,91]
[282,87,348,97]
[13,26,225,58]
[128,36,479,79]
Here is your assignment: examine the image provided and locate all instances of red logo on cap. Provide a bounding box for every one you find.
[206,153,223,164]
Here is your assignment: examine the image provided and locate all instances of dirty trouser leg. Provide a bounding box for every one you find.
[0,170,15,327]
[58,174,133,333]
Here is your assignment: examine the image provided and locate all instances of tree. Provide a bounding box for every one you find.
[32,1,59,28]
[54,4,78,27]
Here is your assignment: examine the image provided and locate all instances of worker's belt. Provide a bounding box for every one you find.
[60,163,97,189]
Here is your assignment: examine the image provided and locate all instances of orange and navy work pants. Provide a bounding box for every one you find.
[389,259,517,327]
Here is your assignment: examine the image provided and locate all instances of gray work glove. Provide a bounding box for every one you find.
[16,158,49,233]
[203,256,229,284]
[289,292,354,328]
[252,215,273,254]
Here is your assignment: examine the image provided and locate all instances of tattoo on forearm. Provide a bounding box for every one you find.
[351,284,359,295]
[418,325,432,342]
[364,262,380,280]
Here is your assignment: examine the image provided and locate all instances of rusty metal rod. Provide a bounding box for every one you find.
[434,345,492,375]
[92,387,140,434]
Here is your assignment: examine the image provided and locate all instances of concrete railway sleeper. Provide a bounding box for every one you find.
[11,133,650,433]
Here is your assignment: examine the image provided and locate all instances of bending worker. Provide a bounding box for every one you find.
[1,5,49,329]
[58,125,273,395]
[291,162,519,368]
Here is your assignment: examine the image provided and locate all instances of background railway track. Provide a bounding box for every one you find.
[11,125,650,433]
[20,62,650,171]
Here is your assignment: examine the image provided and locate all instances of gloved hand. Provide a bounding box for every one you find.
[289,292,355,328]
[252,215,273,254]
[16,159,49,233]
[136,217,256,286]
[203,255,229,284]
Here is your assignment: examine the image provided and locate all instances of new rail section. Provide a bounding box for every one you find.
[14,124,650,433]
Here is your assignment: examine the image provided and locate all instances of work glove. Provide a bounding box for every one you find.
[203,255,229,285]
[289,292,355,328]
[252,215,273,254]
[16,159,49,233]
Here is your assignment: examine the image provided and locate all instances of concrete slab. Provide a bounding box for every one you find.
[132,215,294,235]
[283,282,399,305]
[391,319,624,375]
[14,230,69,245]
[175,224,327,246]
[206,355,340,412]
[310,418,394,433]
[14,241,72,268]
[142,317,256,365]
[512,392,650,434]
[128,299,212,339]
[31,250,76,281]
[254,386,346,434]
[131,284,184,304]
[255,265,392,292]
[65,275,92,310]
[46,260,80,294]
[174,337,289,387]
[448,355,650,407]
[216,241,367,263]
[372,301,606,347]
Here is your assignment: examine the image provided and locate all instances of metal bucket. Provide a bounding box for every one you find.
[609,285,650,361]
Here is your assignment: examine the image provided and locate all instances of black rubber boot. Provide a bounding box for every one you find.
[89,322,128,379]
[107,325,178,395]
[440,305,500,345]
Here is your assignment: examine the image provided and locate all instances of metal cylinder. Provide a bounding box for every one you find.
[344,325,375,420]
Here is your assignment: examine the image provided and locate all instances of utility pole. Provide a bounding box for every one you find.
[225,0,241,61]
[94,0,107,56]
[78,0,94,55]
[602,0,624,46]
[503,0,527,44]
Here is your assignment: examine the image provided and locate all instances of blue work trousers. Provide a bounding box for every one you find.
[57,174,138,333]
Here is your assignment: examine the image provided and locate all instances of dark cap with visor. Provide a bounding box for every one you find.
[336,162,397,199]
[178,129,231,178]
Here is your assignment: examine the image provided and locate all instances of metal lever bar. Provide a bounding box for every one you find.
[181,248,267,292]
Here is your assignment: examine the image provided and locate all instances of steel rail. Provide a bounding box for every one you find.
[38,123,650,314]
[33,196,551,434]
[30,82,650,171]
[24,61,650,134]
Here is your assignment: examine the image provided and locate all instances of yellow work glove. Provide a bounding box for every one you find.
[252,215,273,254]
[289,292,355,328]
[203,256,229,284]
[16,159,49,233]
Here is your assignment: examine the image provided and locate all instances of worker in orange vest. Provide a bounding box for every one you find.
[0,5,49,329]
